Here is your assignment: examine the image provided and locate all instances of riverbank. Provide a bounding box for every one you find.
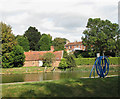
[1,65,119,74]
[2,76,119,97]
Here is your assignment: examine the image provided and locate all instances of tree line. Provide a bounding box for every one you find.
[16,26,68,52]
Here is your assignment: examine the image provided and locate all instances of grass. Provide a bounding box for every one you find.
[2,76,119,97]
[1,65,119,74]
[1,66,58,74]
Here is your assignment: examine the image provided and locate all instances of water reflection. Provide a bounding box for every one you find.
[2,71,118,83]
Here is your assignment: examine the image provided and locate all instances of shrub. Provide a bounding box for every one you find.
[59,58,68,69]
[75,57,120,66]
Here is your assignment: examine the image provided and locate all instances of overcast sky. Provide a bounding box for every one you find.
[0,0,119,42]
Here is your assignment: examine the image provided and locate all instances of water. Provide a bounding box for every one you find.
[1,71,118,83]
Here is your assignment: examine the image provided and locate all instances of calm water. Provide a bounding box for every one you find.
[1,71,118,83]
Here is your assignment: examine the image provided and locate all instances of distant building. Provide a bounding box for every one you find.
[64,41,86,53]
[24,46,63,67]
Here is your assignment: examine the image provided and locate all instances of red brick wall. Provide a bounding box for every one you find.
[24,61,39,67]
[24,60,60,67]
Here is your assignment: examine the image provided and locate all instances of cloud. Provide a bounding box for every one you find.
[0,0,119,42]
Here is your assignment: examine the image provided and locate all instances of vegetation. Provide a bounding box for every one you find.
[42,52,55,67]
[75,57,120,66]
[16,35,30,52]
[52,37,68,51]
[2,76,119,97]
[1,22,25,68]
[36,34,51,51]
[24,26,41,51]
[59,54,76,70]
[82,18,120,57]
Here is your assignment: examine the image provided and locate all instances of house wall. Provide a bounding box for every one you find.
[52,61,60,67]
[24,60,39,67]
[24,60,60,67]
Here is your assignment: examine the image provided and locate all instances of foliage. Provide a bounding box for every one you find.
[36,34,51,51]
[63,50,68,58]
[75,57,120,66]
[59,58,68,69]
[1,22,25,68]
[1,22,17,55]
[52,38,68,51]
[82,18,120,56]
[10,45,25,67]
[16,35,30,52]
[66,54,76,68]
[24,26,41,51]
[42,52,55,67]
[2,45,25,68]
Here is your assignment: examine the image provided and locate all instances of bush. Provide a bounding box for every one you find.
[66,55,76,68]
[2,45,25,68]
[75,57,120,66]
[59,58,68,69]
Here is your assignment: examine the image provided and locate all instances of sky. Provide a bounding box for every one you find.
[0,0,119,42]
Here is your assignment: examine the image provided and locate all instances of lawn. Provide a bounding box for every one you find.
[2,76,119,97]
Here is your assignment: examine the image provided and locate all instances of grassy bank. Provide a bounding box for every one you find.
[1,65,119,74]
[1,66,61,74]
[2,76,119,97]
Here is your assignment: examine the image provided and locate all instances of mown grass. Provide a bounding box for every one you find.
[2,76,119,98]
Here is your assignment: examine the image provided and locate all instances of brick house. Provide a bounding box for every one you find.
[64,41,86,53]
[24,46,63,67]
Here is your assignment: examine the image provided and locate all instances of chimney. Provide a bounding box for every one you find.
[51,46,54,51]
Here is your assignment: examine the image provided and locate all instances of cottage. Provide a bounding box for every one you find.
[24,50,63,67]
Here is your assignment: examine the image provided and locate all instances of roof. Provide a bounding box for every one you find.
[24,50,63,61]
[65,41,82,46]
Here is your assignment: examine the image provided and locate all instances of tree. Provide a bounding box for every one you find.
[16,35,30,52]
[36,34,51,51]
[82,18,120,56]
[52,38,68,51]
[42,52,55,67]
[66,54,76,68]
[1,22,25,68]
[1,22,17,55]
[24,26,41,51]
[10,45,25,67]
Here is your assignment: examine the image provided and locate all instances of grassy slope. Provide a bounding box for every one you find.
[2,76,119,97]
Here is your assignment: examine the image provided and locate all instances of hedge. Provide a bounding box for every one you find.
[75,57,120,66]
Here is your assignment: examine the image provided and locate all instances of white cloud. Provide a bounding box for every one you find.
[0,0,119,42]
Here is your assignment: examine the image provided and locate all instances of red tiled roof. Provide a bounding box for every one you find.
[24,50,63,61]
[65,42,82,46]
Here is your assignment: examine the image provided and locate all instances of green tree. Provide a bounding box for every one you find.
[1,22,25,68]
[24,26,41,51]
[16,35,30,52]
[1,22,17,55]
[36,34,51,51]
[10,45,25,67]
[52,38,68,51]
[42,52,55,67]
[66,54,76,68]
[82,18,119,56]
